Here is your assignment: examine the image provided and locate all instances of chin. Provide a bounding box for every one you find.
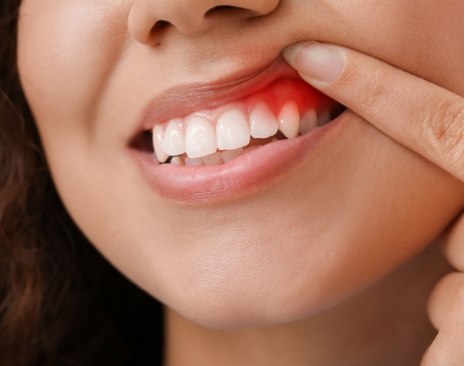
[164,271,362,331]
[147,235,398,330]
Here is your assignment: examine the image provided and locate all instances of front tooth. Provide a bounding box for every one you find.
[317,110,331,126]
[202,152,223,166]
[152,125,169,163]
[216,108,251,150]
[277,101,300,139]
[162,118,185,156]
[299,109,318,135]
[221,148,244,163]
[185,116,217,158]
[249,103,278,139]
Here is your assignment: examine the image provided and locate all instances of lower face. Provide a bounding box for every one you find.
[17,0,464,329]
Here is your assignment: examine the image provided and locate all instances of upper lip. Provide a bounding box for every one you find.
[139,54,299,131]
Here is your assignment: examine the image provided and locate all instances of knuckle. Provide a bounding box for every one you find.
[427,272,463,328]
[452,282,464,310]
[438,276,464,324]
[421,340,454,366]
[425,99,464,176]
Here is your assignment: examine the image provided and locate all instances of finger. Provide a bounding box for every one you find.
[283,42,464,181]
[423,273,464,365]
[441,213,464,272]
[427,272,464,330]
[421,330,464,366]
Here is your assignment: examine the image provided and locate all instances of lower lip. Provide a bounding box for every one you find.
[130,111,347,205]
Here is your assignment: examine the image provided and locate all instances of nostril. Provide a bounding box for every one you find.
[205,5,239,17]
[148,20,170,44]
[152,20,170,32]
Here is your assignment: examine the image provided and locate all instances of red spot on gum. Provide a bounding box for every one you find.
[245,78,334,116]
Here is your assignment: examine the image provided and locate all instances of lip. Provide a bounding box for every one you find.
[138,54,299,131]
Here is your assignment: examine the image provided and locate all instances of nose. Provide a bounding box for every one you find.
[128,0,280,45]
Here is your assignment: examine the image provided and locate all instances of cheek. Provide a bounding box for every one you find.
[294,0,464,94]
[17,1,129,139]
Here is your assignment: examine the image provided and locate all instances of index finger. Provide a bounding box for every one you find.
[283,42,464,182]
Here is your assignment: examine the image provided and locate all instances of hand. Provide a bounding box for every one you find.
[424,215,464,365]
[282,42,464,181]
[282,41,464,365]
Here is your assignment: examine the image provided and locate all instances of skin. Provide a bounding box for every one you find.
[16,0,464,364]
[284,33,464,364]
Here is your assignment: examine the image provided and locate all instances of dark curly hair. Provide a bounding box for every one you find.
[0,1,164,365]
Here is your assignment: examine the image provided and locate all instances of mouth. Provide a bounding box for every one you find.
[128,54,347,204]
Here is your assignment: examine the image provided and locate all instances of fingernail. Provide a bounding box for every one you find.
[283,42,344,83]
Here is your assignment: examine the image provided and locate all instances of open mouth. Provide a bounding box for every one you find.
[131,78,346,167]
[128,55,349,204]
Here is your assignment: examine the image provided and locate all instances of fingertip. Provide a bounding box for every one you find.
[283,41,345,84]
[282,41,308,68]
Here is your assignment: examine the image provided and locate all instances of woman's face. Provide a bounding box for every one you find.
[17,0,464,328]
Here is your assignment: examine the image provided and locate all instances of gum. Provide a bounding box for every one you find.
[158,78,335,128]
[245,78,333,116]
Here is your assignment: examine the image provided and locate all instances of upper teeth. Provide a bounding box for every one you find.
[250,102,278,138]
[216,107,251,151]
[277,101,300,139]
[152,100,332,163]
[185,116,217,159]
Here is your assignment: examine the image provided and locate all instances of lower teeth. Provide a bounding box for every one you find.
[166,144,264,167]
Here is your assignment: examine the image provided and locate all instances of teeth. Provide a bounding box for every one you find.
[299,109,318,135]
[162,118,186,156]
[152,125,169,163]
[170,156,184,166]
[317,110,331,126]
[202,152,223,166]
[216,107,251,150]
[185,156,204,166]
[277,101,300,139]
[152,99,338,164]
[221,148,244,163]
[185,116,217,159]
[249,103,279,139]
